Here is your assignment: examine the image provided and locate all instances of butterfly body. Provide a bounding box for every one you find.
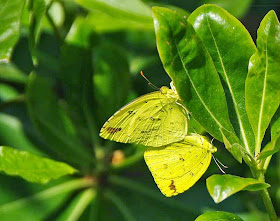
[100,83,188,147]
[144,134,217,197]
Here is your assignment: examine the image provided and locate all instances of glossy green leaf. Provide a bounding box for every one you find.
[220,127,242,163]
[153,7,234,141]
[245,11,280,154]
[75,0,152,23]
[0,0,25,61]
[207,174,270,203]
[0,178,93,220]
[188,5,256,155]
[0,146,76,183]
[201,0,252,18]
[26,73,92,167]
[195,211,244,221]
[0,63,27,84]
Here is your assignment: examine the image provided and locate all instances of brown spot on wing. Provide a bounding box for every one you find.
[169,180,177,193]
[106,127,122,134]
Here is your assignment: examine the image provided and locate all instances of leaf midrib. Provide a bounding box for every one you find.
[205,15,250,153]
[256,38,269,155]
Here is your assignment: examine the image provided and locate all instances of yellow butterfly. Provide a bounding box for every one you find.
[99,81,188,147]
[144,134,217,197]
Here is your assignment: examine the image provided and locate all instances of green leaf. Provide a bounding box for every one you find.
[195,211,244,221]
[188,4,256,155]
[271,107,280,140]
[0,63,27,84]
[207,174,270,203]
[245,11,280,154]
[258,132,280,160]
[28,0,46,46]
[0,178,93,220]
[26,73,92,167]
[93,43,131,125]
[57,188,96,221]
[60,19,100,146]
[86,10,154,33]
[257,132,280,171]
[0,0,26,61]
[0,146,77,183]
[219,127,242,163]
[0,113,42,154]
[75,0,152,23]
[201,0,252,18]
[153,7,234,141]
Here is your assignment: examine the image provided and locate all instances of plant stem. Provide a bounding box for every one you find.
[251,168,278,221]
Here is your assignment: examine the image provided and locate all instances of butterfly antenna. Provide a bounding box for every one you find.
[140,71,160,90]
[212,155,226,174]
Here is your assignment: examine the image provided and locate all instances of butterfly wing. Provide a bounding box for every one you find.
[99,91,188,147]
[144,135,215,197]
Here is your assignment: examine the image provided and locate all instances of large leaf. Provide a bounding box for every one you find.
[0,0,25,61]
[26,73,92,168]
[207,174,270,203]
[0,146,76,183]
[188,5,256,155]
[245,11,280,154]
[201,0,252,18]
[153,7,234,141]
[75,0,152,23]
[195,211,244,221]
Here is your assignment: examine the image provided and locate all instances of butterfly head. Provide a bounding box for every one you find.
[160,83,179,100]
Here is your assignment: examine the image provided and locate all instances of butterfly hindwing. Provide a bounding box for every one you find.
[100,90,188,147]
[144,135,217,197]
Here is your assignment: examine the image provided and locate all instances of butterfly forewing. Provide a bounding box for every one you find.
[100,90,188,147]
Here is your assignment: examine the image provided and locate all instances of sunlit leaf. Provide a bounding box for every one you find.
[0,0,26,61]
[188,4,256,155]
[0,146,77,183]
[245,11,280,154]
[195,211,244,221]
[75,0,152,23]
[201,0,252,18]
[207,174,270,203]
[153,6,234,141]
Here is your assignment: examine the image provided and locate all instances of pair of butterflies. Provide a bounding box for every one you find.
[99,81,217,197]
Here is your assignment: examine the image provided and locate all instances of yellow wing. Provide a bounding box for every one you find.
[99,88,188,147]
[144,135,217,197]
